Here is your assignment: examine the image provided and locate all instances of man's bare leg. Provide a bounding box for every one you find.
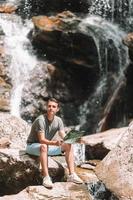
[62,143,83,184]
[40,144,49,176]
[62,143,75,174]
[40,144,53,188]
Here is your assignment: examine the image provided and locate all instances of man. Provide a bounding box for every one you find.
[26,97,83,188]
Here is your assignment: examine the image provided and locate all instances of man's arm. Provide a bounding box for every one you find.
[58,130,66,140]
[38,131,62,146]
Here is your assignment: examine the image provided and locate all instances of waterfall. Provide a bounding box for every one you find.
[89,0,111,19]
[89,0,133,30]
[78,14,129,132]
[78,15,129,75]
[0,14,37,117]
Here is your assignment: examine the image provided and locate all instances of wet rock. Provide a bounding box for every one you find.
[0,3,17,13]
[123,32,133,61]
[95,121,133,200]
[123,32,133,49]
[30,11,98,71]
[0,31,12,112]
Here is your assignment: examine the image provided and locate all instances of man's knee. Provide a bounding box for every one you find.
[63,143,72,152]
[40,144,48,153]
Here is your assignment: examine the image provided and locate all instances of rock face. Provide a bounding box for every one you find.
[30,11,98,72]
[0,148,64,196]
[123,32,133,61]
[0,3,17,14]
[95,122,133,200]
[0,28,11,112]
[0,112,30,148]
[83,127,127,159]
[123,32,133,131]
[0,183,91,200]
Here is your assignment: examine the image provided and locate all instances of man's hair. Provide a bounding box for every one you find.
[47,97,60,107]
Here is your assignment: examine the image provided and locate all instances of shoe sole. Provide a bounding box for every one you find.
[43,185,53,189]
[43,184,53,189]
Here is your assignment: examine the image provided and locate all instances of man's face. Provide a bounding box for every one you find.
[47,100,59,116]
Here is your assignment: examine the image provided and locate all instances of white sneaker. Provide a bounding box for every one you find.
[67,173,83,184]
[43,176,53,188]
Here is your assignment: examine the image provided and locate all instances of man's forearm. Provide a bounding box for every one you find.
[40,138,60,146]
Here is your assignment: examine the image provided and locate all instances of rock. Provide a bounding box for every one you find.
[95,122,133,200]
[0,182,91,200]
[30,11,97,70]
[0,148,64,196]
[24,11,99,126]
[123,32,133,49]
[0,2,17,13]
[0,77,11,112]
[82,127,127,159]
[123,32,133,61]
[0,3,17,13]
[0,36,12,112]
[0,112,30,149]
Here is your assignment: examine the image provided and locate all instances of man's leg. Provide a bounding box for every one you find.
[40,144,49,177]
[62,143,83,184]
[26,143,49,176]
[26,143,53,188]
[40,144,54,188]
[62,143,75,174]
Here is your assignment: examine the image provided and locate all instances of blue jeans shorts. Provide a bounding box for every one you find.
[26,143,62,156]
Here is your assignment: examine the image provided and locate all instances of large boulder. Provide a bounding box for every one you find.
[82,127,127,159]
[0,112,30,149]
[0,148,64,196]
[95,122,133,200]
[0,183,91,200]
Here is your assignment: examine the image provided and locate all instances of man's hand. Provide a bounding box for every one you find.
[55,140,64,146]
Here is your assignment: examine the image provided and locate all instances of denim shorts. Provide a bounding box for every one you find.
[26,143,62,156]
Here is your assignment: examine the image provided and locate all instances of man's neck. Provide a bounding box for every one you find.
[47,114,54,122]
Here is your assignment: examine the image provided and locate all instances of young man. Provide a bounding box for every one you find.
[26,97,83,188]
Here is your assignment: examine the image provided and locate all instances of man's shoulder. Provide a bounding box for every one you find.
[54,115,62,121]
[34,114,45,123]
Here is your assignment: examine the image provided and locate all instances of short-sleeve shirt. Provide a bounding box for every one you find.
[27,114,64,144]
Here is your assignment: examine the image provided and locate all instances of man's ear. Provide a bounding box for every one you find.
[56,106,60,112]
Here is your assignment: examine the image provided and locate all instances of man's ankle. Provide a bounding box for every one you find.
[43,175,49,178]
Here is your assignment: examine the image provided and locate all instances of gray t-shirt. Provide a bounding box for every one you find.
[27,114,64,144]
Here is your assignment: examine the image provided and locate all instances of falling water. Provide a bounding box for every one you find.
[78,15,129,75]
[89,0,133,30]
[77,14,129,132]
[0,14,37,117]
[89,0,111,19]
